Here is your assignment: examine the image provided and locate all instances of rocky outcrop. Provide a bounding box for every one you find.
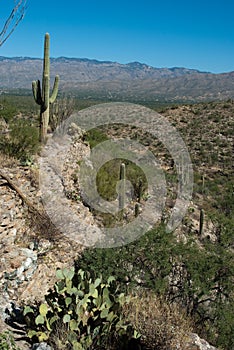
[186,333,218,350]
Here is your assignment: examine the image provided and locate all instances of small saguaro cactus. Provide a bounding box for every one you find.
[32,33,59,143]
[134,202,140,217]
[137,178,143,203]
[199,208,204,235]
[119,162,126,210]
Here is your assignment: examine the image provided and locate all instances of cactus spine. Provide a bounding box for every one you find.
[32,33,59,143]
[119,162,126,210]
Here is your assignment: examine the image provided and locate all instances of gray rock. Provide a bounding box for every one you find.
[20,248,37,261]
[16,265,25,276]
[67,122,84,139]
[24,257,33,269]
[25,266,37,280]
[187,333,218,350]
[31,342,52,350]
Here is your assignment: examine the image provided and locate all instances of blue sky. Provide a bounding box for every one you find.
[0,0,233,73]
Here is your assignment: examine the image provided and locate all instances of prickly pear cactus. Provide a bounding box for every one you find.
[23,267,139,348]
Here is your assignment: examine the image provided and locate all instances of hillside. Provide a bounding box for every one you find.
[0,98,233,349]
[0,56,234,102]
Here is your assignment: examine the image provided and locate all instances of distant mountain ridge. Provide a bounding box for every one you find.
[0,56,233,102]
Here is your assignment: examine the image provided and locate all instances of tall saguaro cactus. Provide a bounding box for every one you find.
[32,33,59,143]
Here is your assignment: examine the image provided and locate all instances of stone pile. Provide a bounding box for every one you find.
[0,165,40,319]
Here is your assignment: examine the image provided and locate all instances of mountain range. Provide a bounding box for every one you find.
[0,56,234,102]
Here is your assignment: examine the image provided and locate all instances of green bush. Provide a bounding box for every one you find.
[23,268,139,349]
[78,224,175,293]
[0,99,17,123]
[0,95,39,119]
[77,222,234,350]
[83,128,109,149]
[0,118,40,162]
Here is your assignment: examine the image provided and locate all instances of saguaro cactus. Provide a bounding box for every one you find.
[137,178,143,203]
[119,162,126,210]
[134,202,140,217]
[32,33,59,143]
[199,208,204,236]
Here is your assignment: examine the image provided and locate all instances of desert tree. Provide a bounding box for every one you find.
[49,95,75,132]
[0,0,27,46]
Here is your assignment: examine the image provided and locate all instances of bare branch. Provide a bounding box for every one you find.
[0,0,27,46]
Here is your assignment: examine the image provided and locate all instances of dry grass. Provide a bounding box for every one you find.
[48,322,70,350]
[0,151,19,168]
[123,289,193,350]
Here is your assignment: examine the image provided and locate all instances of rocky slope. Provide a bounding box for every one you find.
[1,99,232,349]
[0,148,220,350]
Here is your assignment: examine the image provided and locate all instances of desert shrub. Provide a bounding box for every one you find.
[0,99,17,123]
[123,290,192,350]
[0,95,39,118]
[0,152,19,168]
[83,128,109,149]
[23,267,139,350]
[49,96,75,132]
[198,215,234,349]
[78,221,234,349]
[0,118,40,162]
[211,299,234,350]
[78,224,175,294]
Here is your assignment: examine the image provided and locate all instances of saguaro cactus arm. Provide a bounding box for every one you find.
[32,76,49,111]
[32,80,43,105]
[50,75,59,103]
